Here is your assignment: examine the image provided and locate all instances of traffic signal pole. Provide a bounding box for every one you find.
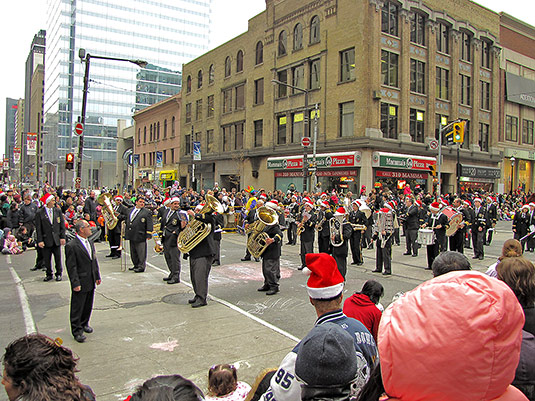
[76,54,91,182]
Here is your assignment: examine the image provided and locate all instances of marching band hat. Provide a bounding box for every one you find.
[416,200,423,207]
[170,197,180,203]
[163,197,172,206]
[473,197,482,203]
[321,201,330,209]
[334,207,346,216]
[40,193,54,205]
[304,253,344,299]
[429,201,441,213]
[304,202,314,209]
[115,195,123,201]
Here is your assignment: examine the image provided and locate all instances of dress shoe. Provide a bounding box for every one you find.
[167,278,180,284]
[43,276,53,282]
[191,300,207,308]
[30,266,41,271]
[382,271,391,275]
[372,269,381,273]
[163,276,171,281]
[351,262,358,265]
[133,268,145,273]
[188,296,198,304]
[111,255,120,259]
[128,267,135,271]
[357,262,364,266]
[266,288,279,295]
[424,267,432,270]
[479,256,484,260]
[257,285,270,292]
[55,276,62,282]
[105,254,113,258]
[74,334,86,343]
[403,252,411,255]
[240,257,251,261]
[297,266,305,271]
[472,256,479,259]
[83,326,93,333]
[212,261,220,266]
[412,254,418,257]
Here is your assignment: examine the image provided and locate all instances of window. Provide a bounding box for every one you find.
[235,84,245,109]
[163,150,167,164]
[479,123,489,151]
[410,109,425,143]
[144,127,146,143]
[185,103,192,123]
[195,99,202,121]
[309,59,320,90]
[277,115,287,144]
[460,75,471,106]
[171,148,175,163]
[209,64,215,84]
[381,0,398,36]
[293,23,303,50]
[143,153,146,166]
[254,78,264,105]
[292,112,304,143]
[339,102,354,138]
[223,125,231,152]
[254,120,263,147]
[481,41,491,69]
[234,122,244,150]
[292,64,305,92]
[310,15,320,44]
[163,119,167,138]
[255,41,263,65]
[340,48,355,82]
[410,13,425,45]
[157,122,160,140]
[381,103,398,139]
[223,88,232,113]
[186,76,192,93]
[480,81,490,110]
[225,57,231,77]
[381,50,398,87]
[435,114,449,143]
[436,22,450,54]
[207,95,214,117]
[185,134,191,155]
[461,31,472,62]
[197,70,203,89]
[277,70,288,97]
[236,50,244,72]
[410,59,425,94]
[461,121,470,149]
[278,30,287,56]
[137,128,140,144]
[150,124,153,141]
[436,67,449,100]
[171,116,176,137]
[207,129,214,153]
[522,119,533,144]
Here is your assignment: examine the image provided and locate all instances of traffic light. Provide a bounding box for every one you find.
[66,153,74,170]
[429,164,437,177]
[443,126,454,145]
[453,122,465,143]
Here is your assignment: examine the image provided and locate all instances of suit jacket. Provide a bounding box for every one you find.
[189,212,216,259]
[65,236,101,292]
[83,197,97,221]
[405,205,420,230]
[486,203,498,225]
[125,207,154,243]
[35,207,66,247]
[162,209,185,246]
[262,224,283,259]
[427,213,448,244]
[473,207,489,231]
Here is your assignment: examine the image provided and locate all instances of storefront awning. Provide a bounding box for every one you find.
[267,151,362,170]
[460,165,500,179]
[159,170,176,180]
[372,151,436,171]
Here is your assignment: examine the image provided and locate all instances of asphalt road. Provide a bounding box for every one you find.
[0,220,522,400]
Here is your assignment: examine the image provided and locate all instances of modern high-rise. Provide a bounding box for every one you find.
[5,98,18,180]
[44,0,212,188]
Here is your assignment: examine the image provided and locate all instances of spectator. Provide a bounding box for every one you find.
[14,225,33,251]
[128,375,204,401]
[486,239,523,278]
[513,330,535,401]
[431,251,471,277]
[206,364,251,401]
[343,280,384,341]
[245,370,277,401]
[2,228,22,255]
[6,202,20,229]
[1,333,96,401]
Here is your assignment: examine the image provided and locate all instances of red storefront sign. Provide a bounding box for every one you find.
[376,170,428,179]
[274,169,358,178]
[275,171,303,178]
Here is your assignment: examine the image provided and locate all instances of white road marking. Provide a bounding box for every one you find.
[8,266,37,335]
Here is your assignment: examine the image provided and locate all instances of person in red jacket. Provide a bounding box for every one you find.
[343,280,384,341]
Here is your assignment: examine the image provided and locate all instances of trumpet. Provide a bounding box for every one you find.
[297,211,311,236]
[151,222,164,254]
[350,223,367,231]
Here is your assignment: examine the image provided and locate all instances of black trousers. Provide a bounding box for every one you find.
[449,230,464,254]
[163,237,181,279]
[108,226,121,255]
[406,229,418,256]
[486,227,494,245]
[333,252,348,278]
[262,258,280,289]
[70,289,95,336]
[318,235,331,254]
[287,222,297,245]
[473,228,486,258]
[42,245,62,277]
[300,240,314,268]
[350,231,362,263]
[130,240,147,270]
[190,256,212,303]
[426,242,439,269]
[375,236,392,274]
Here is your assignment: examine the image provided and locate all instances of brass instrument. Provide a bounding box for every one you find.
[297,211,311,236]
[177,195,223,253]
[350,223,367,231]
[97,193,118,230]
[151,222,164,254]
[246,206,279,259]
[329,215,345,247]
[315,210,326,232]
[359,202,372,219]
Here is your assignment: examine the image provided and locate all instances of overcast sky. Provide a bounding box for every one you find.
[1,0,534,156]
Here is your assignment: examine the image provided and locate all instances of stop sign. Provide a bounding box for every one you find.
[301,137,311,147]
[74,122,84,136]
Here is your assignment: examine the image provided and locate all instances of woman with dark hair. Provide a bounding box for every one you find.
[343,280,384,341]
[486,238,523,278]
[1,334,95,401]
[128,375,204,401]
[206,364,251,401]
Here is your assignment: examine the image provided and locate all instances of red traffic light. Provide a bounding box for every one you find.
[66,153,74,162]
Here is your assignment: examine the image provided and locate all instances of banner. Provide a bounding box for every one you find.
[156,151,163,168]
[27,133,37,156]
[13,148,21,164]
[193,141,201,161]
[3,159,9,171]
[133,154,139,168]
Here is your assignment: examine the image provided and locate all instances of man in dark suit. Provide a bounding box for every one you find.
[106,195,129,259]
[125,197,154,272]
[317,201,333,255]
[472,198,489,260]
[298,202,317,270]
[65,220,101,343]
[35,193,66,281]
[403,197,419,257]
[83,191,98,222]
[162,197,187,284]
[485,196,497,246]
[257,202,283,295]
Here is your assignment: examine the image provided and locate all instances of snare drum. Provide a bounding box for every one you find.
[442,207,463,237]
[418,229,435,245]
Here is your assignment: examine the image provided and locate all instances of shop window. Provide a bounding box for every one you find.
[309,59,320,90]
[278,30,287,56]
[292,112,304,143]
[505,115,518,142]
[410,109,425,143]
[254,120,263,147]
[522,119,534,145]
[255,41,263,65]
[410,59,425,94]
[479,123,489,152]
[340,48,355,82]
[292,64,305,92]
[209,64,215,84]
[236,50,244,73]
[381,103,398,139]
[207,95,214,117]
[255,78,264,105]
[461,31,472,62]
[410,13,425,46]
[277,115,287,144]
[436,67,449,100]
[480,81,490,110]
[339,102,354,138]
[293,23,303,50]
[381,50,398,87]
[481,40,491,69]
[460,75,471,106]
[310,15,320,44]
[225,57,231,78]
[436,22,450,54]
[381,0,398,37]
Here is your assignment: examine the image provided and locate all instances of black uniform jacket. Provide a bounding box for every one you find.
[189,212,216,259]
[65,236,101,292]
[125,207,154,243]
[35,207,66,247]
[262,224,283,259]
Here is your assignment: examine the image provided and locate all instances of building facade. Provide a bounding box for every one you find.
[181,0,502,194]
[44,0,211,189]
[5,98,18,182]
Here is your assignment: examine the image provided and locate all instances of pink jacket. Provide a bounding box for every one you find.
[378,271,527,401]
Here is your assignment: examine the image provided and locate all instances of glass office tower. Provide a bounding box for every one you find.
[44,0,211,187]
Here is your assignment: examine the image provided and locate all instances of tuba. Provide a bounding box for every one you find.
[329,215,345,247]
[177,195,223,253]
[97,193,118,230]
[246,206,279,259]
[151,222,164,254]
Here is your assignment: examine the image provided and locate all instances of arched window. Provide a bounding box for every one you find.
[293,23,303,50]
[225,56,231,77]
[197,70,203,89]
[137,128,140,144]
[186,75,192,93]
[310,15,320,44]
[236,50,244,72]
[255,41,263,65]
[209,64,215,84]
[278,30,287,56]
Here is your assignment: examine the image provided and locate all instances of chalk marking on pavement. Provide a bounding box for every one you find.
[8,266,37,335]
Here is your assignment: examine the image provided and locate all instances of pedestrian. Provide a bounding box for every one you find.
[485,196,498,245]
[343,280,384,341]
[513,205,531,252]
[472,197,489,260]
[206,364,251,401]
[35,193,66,282]
[83,191,97,223]
[162,197,186,284]
[65,220,102,343]
[125,197,153,273]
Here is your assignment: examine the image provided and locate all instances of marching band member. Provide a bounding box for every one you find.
[286,195,299,245]
[298,201,317,271]
[162,197,187,284]
[513,204,530,253]
[106,195,128,259]
[485,196,498,246]
[528,203,535,252]
[463,200,474,249]
[422,201,447,270]
[212,209,224,266]
[125,197,154,273]
[258,201,284,295]
[449,198,469,254]
[372,205,394,275]
[330,207,353,278]
[472,197,489,260]
[402,197,419,257]
[349,200,366,265]
[241,187,259,262]
[317,200,333,254]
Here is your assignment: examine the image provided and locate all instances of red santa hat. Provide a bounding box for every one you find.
[195,203,205,211]
[464,200,472,207]
[265,200,279,210]
[416,200,423,207]
[170,197,180,203]
[380,207,390,213]
[522,204,530,211]
[163,197,172,206]
[40,193,54,205]
[334,207,346,216]
[304,253,344,299]
[304,201,314,209]
[320,201,330,209]
[530,203,535,208]
[320,192,327,198]
[473,198,482,203]
[115,195,123,201]
[440,198,449,207]
[429,202,441,213]
[303,197,312,204]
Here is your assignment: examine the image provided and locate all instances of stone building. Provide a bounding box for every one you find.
[181,0,503,194]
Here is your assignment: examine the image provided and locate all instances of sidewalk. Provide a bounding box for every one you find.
[26,245,297,401]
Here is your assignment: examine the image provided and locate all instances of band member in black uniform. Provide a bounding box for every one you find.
[485,196,497,246]
[286,195,299,245]
[513,204,530,253]
[157,197,172,223]
[463,200,475,249]
[449,198,469,254]
[349,201,366,265]
[212,211,224,266]
[330,207,353,278]
[471,197,489,260]
[372,206,394,275]
[528,203,535,252]
[106,195,128,259]
[257,203,284,295]
[317,201,333,254]
[162,198,187,283]
[298,201,317,270]
[125,197,154,272]
[422,202,447,270]
[241,200,262,262]
[186,203,216,308]
[403,197,419,257]
[392,201,401,246]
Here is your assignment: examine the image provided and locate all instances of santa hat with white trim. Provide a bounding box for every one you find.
[170,197,180,203]
[334,206,346,216]
[429,201,441,213]
[40,193,54,206]
[265,200,279,210]
[304,253,344,299]
[163,197,172,206]
[115,195,124,202]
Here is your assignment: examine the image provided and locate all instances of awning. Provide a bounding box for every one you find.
[267,151,362,169]
[159,170,176,180]
[372,151,436,171]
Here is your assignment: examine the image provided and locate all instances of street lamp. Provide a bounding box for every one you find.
[510,156,516,194]
[77,48,147,185]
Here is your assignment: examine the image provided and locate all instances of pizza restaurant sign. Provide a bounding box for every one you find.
[372,152,435,171]
[268,152,362,170]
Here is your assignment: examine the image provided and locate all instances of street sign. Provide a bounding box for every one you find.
[75,177,82,184]
[301,137,311,147]
[429,139,439,150]
[74,122,84,136]
[75,182,81,189]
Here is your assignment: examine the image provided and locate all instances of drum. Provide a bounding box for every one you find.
[418,229,435,245]
[442,207,463,237]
